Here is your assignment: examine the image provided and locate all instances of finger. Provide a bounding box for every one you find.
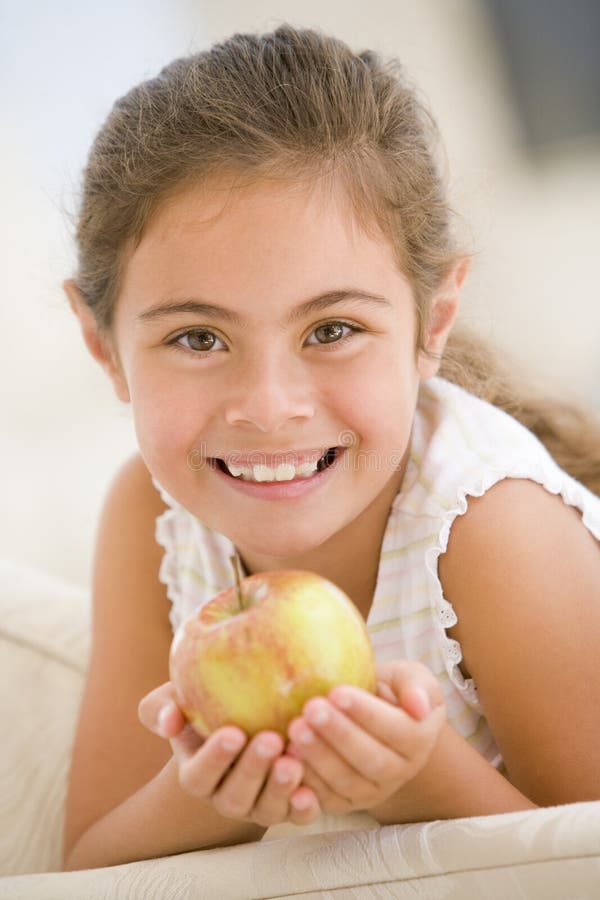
[376,661,444,719]
[288,708,377,801]
[374,680,397,705]
[210,731,287,821]
[176,727,249,797]
[137,681,186,738]
[288,784,323,822]
[399,683,433,721]
[294,691,438,786]
[336,682,447,767]
[166,723,201,762]
[251,755,307,826]
[295,759,353,816]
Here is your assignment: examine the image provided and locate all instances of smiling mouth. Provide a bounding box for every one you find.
[213,447,341,483]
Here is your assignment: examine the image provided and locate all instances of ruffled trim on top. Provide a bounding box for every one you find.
[151,477,184,634]
[424,461,600,713]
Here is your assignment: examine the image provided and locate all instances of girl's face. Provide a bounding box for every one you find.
[101,177,458,562]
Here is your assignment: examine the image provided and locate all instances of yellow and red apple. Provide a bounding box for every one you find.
[169,568,376,737]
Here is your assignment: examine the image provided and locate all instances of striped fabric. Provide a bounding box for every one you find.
[153,377,600,772]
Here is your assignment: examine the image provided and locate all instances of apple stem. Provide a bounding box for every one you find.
[230,555,245,610]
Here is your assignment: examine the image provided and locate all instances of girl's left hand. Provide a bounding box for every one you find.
[286,660,446,815]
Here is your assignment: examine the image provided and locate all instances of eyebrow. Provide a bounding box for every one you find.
[136,290,393,326]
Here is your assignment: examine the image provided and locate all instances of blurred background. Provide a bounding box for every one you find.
[1,0,599,587]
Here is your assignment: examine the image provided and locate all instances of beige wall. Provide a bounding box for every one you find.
[2,1,598,585]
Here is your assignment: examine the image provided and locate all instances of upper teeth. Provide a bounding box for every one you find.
[226,460,321,482]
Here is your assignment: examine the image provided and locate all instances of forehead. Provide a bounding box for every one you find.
[140,174,380,249]
[117,175,409,317]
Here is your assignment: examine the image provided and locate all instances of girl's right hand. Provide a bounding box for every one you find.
[138,682,322,828]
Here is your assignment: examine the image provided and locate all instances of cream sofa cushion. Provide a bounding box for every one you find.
[1,556,599,898]
[0,558,90,876]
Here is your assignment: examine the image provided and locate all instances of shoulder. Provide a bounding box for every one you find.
[440,477,598,577]
[93,451,172,636]
[105,451,167,511]
[98,453,169,548]
[442,476,593,564]
[439,477,599,669]
[438,477,600,804]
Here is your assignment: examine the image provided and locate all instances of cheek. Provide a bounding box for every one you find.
[326,354,418,442]
[128,372,201,459]
[131,404,174,466]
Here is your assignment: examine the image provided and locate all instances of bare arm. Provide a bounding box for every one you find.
[368,722,536,825]
[440,479,600,806]
[64,755,264,870]
[374,478,600,824]
[62,453,265,870]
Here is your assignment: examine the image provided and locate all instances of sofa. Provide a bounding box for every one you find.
[1,555,599,899]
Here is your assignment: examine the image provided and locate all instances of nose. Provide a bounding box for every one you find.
[224,352,315,432]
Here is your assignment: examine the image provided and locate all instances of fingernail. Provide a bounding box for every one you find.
[221,733,246,753]
[298,727,315,745]
[255,739,278,758]
[330,688,352,710]
[306,701,329,725]
[157,703,176,736]
[291,793,311,810]
[411,686,431,718]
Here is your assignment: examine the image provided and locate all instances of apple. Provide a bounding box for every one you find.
[169,564,376,738]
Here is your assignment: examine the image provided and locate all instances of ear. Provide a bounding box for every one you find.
[417,256,470,380]
[64,279,130,403]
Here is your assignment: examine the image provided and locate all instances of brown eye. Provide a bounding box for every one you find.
[305,320,363,350]
[314,322,345,343]
[185,330,216,351]
[170,329,224,353]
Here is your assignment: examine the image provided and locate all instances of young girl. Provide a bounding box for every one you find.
[62,25,600,871]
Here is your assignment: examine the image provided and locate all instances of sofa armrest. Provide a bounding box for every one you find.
[2,801,600,899]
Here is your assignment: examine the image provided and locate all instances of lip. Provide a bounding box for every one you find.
[209,447,346,500]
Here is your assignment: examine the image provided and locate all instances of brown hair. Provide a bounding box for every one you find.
[70,24,600,494]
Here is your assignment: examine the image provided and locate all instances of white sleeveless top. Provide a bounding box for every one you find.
[152,377,600,774]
